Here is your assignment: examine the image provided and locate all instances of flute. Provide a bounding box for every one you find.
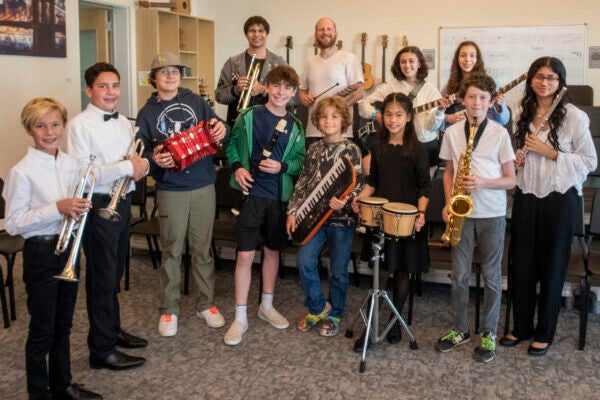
[516,86,567,162]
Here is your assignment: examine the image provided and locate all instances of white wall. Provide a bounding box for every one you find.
[1,0,600,178]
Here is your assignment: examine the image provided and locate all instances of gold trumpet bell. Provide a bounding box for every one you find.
[54,263,78,282]
[448,194,473,218]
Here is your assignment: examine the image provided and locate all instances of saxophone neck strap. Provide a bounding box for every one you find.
[464,118,488,150]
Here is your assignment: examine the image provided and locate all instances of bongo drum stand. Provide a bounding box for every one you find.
[345,230,418,373]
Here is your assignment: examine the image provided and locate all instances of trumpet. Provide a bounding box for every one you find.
[237,54,261,112]
[54,155,97,282]
[98,138,145,222]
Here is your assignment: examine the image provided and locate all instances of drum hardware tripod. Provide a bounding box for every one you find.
[345,230,418,373]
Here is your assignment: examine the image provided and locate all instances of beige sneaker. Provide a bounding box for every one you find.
[224,320,248,346]
[197,306,226,328]
[158,314,178,337]
[257,306,289,329]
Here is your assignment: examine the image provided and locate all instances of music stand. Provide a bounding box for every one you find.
[345,230,418,373]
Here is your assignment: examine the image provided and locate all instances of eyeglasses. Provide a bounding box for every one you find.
[158,68,181,76]
[533,74,559,83]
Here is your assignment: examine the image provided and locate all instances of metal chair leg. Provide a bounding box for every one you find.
[0,260,9,328]
[475,263,481,334]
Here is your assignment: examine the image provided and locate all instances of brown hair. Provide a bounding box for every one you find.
[458,73,497,99]
[390,46,429,82]
[446,41,486,95]
[21,97,67,132]
[244,16,270,34]
[265,65,299,88]
[310,96,352,132]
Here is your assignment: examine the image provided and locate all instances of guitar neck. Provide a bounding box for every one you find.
[382,49,386,83]
[498,72,528,95]
[413,98,448,115]
[286,48,290,64]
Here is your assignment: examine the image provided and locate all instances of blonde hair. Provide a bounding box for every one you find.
[21,97,67,132]
[311,96,352,132]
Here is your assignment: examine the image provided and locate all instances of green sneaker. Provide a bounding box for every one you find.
[319,316,340,337]
[436,329,470,352]
[474,331,496,363]
[297,302,331,332]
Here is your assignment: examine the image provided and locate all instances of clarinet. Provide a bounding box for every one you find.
[231,118,288,216]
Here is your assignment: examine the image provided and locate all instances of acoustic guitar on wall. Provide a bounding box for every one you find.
[361,33,374,90]
[285,36,293,64]
[381,34,388,84]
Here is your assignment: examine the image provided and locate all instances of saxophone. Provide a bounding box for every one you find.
[441,118,477,247]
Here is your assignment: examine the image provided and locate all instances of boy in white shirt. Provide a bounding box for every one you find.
[437,74,516,363]
[66,63,148,371]
[3,98,102,399]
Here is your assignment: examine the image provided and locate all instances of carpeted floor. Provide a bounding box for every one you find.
[1,252,599,400]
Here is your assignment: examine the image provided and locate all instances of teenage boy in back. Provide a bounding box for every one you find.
[66,62,149,371]
[437,74,516,363]
[224,65,305,346]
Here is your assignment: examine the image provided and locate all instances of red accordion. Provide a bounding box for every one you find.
[161,120,219,173]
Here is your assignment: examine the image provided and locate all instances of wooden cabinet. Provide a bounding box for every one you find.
[135,8,215,109]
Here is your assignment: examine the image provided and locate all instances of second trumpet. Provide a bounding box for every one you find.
[237,54,261,112]
[98,138,145,221]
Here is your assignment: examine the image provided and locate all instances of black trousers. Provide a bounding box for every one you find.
[510,187,577,343]
[23,237,78,400]
[83,193,131,359]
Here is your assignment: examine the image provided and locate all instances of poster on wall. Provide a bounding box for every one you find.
[0,0,66,57]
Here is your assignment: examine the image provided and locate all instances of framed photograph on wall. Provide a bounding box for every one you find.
[0,0,66,57]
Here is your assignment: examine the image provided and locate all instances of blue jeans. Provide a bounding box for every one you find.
[296,224,355,318]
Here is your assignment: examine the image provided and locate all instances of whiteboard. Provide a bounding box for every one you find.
[439,25,587,112]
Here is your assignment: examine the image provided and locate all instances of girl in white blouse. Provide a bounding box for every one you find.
[502,57,597,356]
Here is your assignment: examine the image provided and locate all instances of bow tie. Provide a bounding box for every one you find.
[103,112,119,121]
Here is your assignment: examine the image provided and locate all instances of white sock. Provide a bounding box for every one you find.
[261,293,274,310]
[235,304,247,325]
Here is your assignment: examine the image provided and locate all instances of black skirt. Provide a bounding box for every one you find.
[382,227,429,273]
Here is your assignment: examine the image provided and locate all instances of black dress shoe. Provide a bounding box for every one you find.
[387,321,402,344]
[53,384,103,400]
[353,329,373,353]
[528,344,550,356]
[90,350,146,370]
[499,335,523,347]
[117,329,148,349]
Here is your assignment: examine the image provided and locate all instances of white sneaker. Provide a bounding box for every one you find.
[224,320,248,346]
[257,306,289,329]
[158,314,178,337]
[197,306,226,328]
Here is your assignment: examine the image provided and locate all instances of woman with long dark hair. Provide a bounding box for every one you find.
[442,40,509,128]
[502,57,597,356]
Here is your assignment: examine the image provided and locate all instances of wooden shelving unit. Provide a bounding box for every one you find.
[135,8,214,109]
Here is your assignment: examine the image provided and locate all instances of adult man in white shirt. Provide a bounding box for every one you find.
[299,17,364,148]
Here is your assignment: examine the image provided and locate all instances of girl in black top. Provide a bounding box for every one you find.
[352,92,431,344]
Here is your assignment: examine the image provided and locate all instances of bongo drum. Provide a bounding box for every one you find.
[357,197,388,227]
[381,202,418,238]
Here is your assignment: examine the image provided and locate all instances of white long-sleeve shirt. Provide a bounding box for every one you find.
[358,78,444,143]
[517,104,597,197]
[65,103,135,195]
[3,148,79,238]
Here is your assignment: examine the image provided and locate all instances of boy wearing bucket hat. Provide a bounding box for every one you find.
[136,52,228,337]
